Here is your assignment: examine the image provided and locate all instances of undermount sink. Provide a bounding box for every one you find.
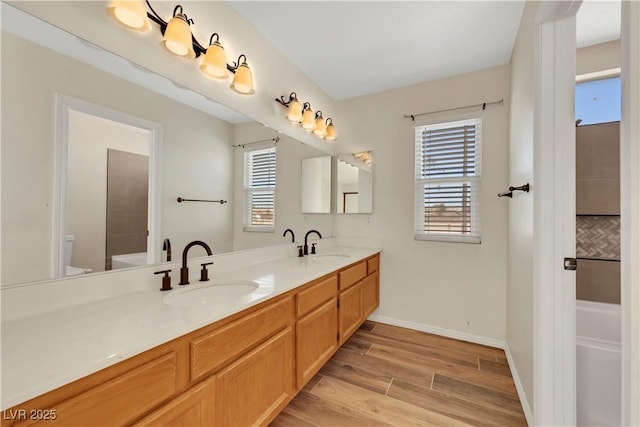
[163,281,259,307]
[309,254,351,262]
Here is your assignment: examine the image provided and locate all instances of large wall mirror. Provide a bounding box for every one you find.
[1,4,333,287]
[301,156,332,214]
[336,152,374,214]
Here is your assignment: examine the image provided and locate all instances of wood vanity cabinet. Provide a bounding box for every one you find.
[295,274,339,388]
[2,253,380,427]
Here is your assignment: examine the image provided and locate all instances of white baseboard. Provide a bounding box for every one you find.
[368,314,534,426]
[504,344,534,426]
[367,314,505,349]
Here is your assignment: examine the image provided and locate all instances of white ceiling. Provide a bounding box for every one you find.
[229,1,525,100]
[576,0,621,48]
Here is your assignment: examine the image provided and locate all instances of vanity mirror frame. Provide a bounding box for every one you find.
[53,95,163,277]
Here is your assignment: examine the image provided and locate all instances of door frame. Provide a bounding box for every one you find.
[53,94,163,276]
[533,1,640,425]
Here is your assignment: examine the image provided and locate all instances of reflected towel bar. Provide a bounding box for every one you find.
[498,182,530,198]
[177,197,228,204]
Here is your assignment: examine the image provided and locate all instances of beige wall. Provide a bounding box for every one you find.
[68,111,150,273]
[506,0,539,414]
[232,122,334,251]
[577,39,621,76]
[1,32,235,285]
[333,64,510,343]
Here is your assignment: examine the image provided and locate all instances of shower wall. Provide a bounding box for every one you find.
[576,121,620,304]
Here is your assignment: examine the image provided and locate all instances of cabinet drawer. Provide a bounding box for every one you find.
[296,274,338,317]
[367,255,379,274]
[339,261,367,291]
[30,353,178,426]
[191,297,293,380]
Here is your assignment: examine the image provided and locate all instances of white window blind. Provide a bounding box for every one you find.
[244,146,276,231]
[414,118,482,243]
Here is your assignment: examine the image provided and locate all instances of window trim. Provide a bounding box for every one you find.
[413,116,482,244]
[243,146,276,232]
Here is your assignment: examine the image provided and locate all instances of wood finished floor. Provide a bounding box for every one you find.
[270,321,527,427]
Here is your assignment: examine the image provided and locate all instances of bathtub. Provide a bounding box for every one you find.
[111,252,149,269]
[576,300,621,426]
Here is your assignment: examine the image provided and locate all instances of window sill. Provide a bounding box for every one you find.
[243,227,275,233]
[414,234,481,244]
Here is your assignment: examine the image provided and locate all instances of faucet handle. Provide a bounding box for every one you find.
[311,243,317,255]
[200,262,213,282]
[154,269,172,291]
[297,246,304,258]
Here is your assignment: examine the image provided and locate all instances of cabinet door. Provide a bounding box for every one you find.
[296,298,338,388]
[134,379,214,427]
[338,282,363,345]
[362,271,379,319]
[216,327,294,427]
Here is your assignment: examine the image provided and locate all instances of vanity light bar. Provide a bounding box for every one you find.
[108,1,254,95]
[275,92,337,141]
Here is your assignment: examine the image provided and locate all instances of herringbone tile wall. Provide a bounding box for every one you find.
[576,216,621,261]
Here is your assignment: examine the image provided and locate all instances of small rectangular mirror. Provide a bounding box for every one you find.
[336,151,373,214]
[301,155,332,214]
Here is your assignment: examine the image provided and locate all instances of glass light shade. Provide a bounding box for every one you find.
[200,41,229,79]
[301,108,315,130]
[162,14,194,57]
[313,117,326,136]
[286,99,302,122]
[108,1,150,31]
[230,62,254,95]
[324,123,337,141]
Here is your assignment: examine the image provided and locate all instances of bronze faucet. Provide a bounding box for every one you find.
[304,230,322,255]
[179,240,212,285]
[162,238,172,262]
[283,228,295,243]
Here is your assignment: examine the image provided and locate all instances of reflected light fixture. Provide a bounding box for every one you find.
[275,93,338,141]
[230,55,255,95]
[313,111,326,137]
[324,118,337,141]
[200,33,229,79]
[301,103,316,131]
[108,1,151,31]
[162,5,195,58]
[109,2,254,95]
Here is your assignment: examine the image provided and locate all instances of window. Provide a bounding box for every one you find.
[244,146,276,231]
[414,118,482,243]
[575,76,621,125]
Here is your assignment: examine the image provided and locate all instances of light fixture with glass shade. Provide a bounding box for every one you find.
[161,5,195,58]
[313,111,326,137]
[108,2,254,95]
[200,33,229,79]
[108,0,151,31]
[324,118,337,141]
[229,55,254,95]
[275,93,338,141]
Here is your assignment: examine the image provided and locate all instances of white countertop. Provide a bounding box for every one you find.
[0,245,380,410]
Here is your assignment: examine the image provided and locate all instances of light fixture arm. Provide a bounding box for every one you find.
[314,110,324,120]
[275,92,298,107]
[325,117,333,125]
[227,54,247,74]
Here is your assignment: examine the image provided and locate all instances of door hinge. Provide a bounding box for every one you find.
[564,257,577,271]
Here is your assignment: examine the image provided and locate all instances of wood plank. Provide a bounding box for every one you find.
[479,358,513,377]
[359,320,377,332]
[367,344,517,395]
[319,358,392,395]
[269,410,318,427]
[370,323,500,361]
[282,390,391,427]
[354,329,479,365]
[495,351,509,365]
[342,336,372,353]
[311,376,472,427]
[302,374,323,393]
[332,347,434,387]
[387,378,527,427]
[432,374,524,416]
